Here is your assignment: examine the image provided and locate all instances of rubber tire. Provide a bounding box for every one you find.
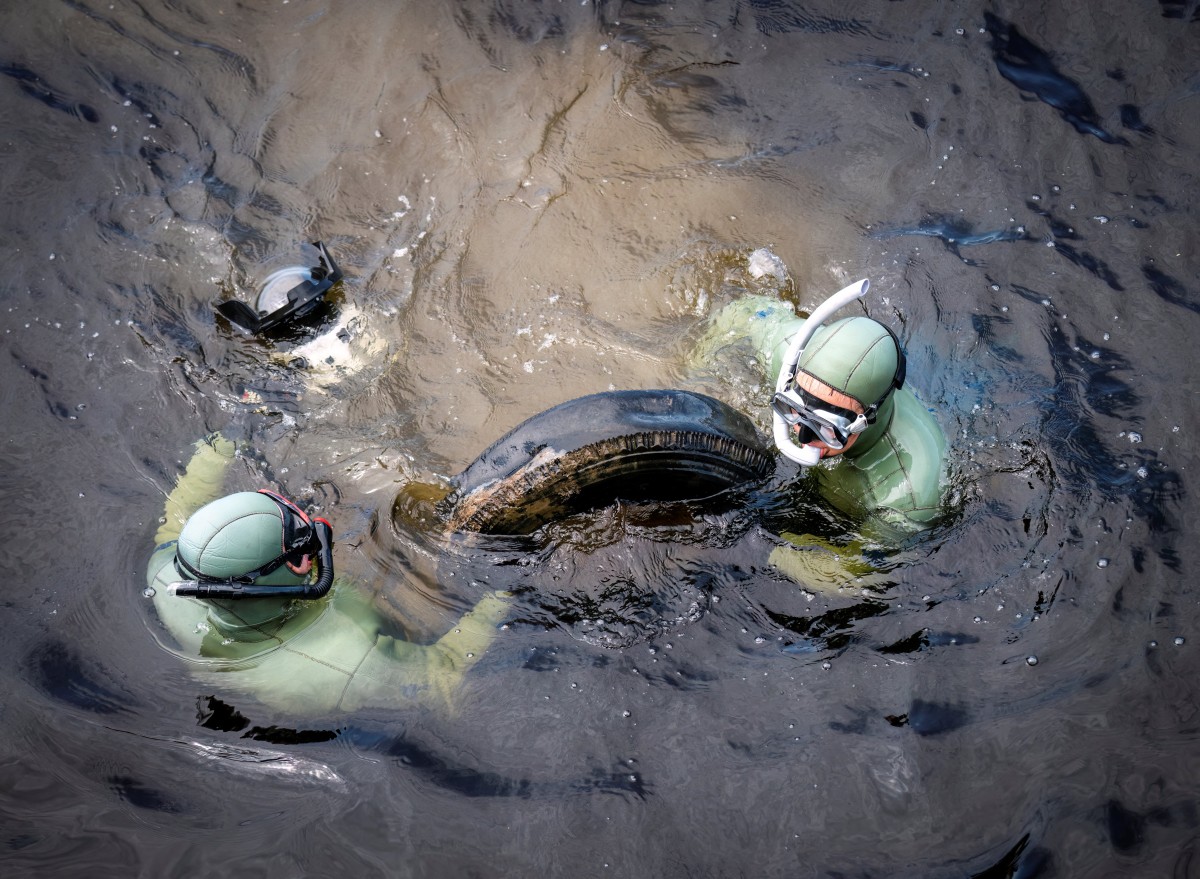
[444,389,774,535]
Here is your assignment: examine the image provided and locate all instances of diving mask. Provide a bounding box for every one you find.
[770,387,867,451]
[216,241,343,335]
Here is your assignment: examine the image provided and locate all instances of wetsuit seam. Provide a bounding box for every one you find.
[333,640,378,710]
[211,606,291,646]
[846,336,892,399]
[279,643,357,677]
[883,433,916,510]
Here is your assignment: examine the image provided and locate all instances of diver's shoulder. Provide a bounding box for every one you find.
[885,389,948,504]
[889,390,947,455]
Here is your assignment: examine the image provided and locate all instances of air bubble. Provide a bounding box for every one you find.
[1026,655,1038,666]
[1097,558,1109,568]
[1175,637,1185,647]
[142,586,156,598]
[821,661,832,670]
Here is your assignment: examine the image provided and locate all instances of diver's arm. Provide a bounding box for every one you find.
[770,497,939,591]
[689,295,807,384]
[432,591,511,672]
[154,434,237,545]
[369,592,511,672]
[861,508,934,545]
[146,434,238,652]
[350,592,511,712]
[769,532,879,594]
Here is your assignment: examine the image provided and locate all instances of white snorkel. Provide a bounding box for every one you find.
[772,279,871,467]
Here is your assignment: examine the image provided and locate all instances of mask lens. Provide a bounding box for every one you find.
[770,393,805,426]
[772,389,855,450]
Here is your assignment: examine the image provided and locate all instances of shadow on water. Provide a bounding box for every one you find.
[1013,283,1184,541]
[984,12,1127,145]
[868,213,1030,265]
[23,641,138,716]
[346,725,651,801]
[194,694,651,800]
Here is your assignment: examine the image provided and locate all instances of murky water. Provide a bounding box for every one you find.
[2,1,1198,875]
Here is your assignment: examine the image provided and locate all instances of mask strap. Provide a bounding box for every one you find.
[858,325,907,424]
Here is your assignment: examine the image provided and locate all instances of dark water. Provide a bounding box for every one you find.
[2,1,1199,876]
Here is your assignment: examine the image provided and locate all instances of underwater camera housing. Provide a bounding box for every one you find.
[215,241,343,335]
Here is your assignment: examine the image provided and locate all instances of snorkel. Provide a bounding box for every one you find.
[771,279,870,467]
[169,518,335,600]
[215,241,343,335]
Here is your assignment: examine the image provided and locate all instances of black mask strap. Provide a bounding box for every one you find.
[861,325,907,424]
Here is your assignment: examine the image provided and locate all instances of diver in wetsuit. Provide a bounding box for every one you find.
[695,278,948,583]
[145,434,509,717]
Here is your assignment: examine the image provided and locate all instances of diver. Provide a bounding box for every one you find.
[693,275,948,584]
[213,241,388,402]
[145,432,510,717]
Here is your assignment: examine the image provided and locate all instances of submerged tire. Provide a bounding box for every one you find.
[444,389,774,535]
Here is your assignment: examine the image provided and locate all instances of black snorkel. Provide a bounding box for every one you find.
[169,519,335,601]
[215,241,343,334]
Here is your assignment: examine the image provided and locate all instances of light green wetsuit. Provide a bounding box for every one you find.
[696,294,948,552]
[145,437,509,716]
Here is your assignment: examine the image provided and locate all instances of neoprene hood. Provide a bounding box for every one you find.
[796,316,903,412]
[176,492,308,587]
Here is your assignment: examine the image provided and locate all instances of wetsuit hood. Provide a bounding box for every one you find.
[176,492,311,588]
[797,317,901,409]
